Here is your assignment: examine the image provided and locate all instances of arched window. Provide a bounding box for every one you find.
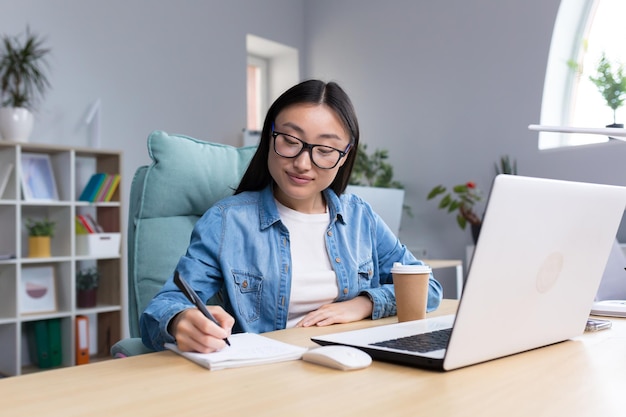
[539,0,626,149]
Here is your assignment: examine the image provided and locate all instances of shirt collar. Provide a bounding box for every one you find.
[258,185,346,229]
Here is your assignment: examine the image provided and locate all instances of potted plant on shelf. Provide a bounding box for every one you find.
[25,217,55,258]
[347,143,407,235]
[589,52,626,129]
[427,181,482,243]
[0,26,51,142]
[494,155,517,175]
[76,266,100,308]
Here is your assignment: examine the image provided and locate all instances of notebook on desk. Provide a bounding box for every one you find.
[313,175,626,371]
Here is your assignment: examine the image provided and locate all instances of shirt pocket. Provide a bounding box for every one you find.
[232,271,263,323]
[357,258,375,290]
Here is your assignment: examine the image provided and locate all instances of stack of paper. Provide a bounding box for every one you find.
[165,333,307,370]
[591,300,626,317]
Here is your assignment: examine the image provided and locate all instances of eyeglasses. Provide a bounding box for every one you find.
[271,130,351,169]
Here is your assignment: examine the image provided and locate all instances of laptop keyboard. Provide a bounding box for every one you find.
[370,328,452,353]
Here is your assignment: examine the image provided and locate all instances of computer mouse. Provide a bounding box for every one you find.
[302,345,372,371]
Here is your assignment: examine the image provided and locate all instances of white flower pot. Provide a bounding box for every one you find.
[0,107,34,142]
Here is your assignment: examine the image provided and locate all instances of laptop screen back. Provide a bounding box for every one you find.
[444,175,626,370]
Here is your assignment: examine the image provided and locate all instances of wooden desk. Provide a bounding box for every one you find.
[2,300,625,417]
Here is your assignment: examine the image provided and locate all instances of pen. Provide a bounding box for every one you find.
[173,271,231,346]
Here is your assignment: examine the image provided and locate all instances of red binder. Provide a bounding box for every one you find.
[75,315,90,365]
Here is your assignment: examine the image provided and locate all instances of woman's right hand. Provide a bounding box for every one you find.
[169,306,234,353]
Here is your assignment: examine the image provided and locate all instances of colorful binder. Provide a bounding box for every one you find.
[95,174,115,202]
[88,173,108,202]
[78,173,121,202]
[75,315,90,365]
[79,173,106,202]
[76,214,95,233]
[103,174,121,202]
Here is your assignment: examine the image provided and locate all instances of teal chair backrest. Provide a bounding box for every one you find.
[126,130,256,338]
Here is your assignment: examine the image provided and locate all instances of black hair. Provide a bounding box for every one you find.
[234,79,360,195]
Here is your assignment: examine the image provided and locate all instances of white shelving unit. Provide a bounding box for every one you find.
[0,141,122,377]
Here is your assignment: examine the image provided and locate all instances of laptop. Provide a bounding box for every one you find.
[590,239,626,317]
[594,239,626,301]
[313,175,626,371]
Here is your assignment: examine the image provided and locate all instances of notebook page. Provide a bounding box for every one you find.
[164,332,307,370]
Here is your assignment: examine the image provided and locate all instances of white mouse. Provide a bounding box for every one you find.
[302,345,372,371]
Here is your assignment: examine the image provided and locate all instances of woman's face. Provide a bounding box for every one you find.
[268,103,351,213]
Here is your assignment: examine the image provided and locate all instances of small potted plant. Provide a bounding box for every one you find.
[589,52,626,128]
[76,266,100,308]
[427,182,482,243]
[494,155,517,176]
[349,143,404,189]
[0,26,51,141]
[25,217,55,258]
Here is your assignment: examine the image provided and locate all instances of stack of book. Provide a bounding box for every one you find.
[75,214,104,234]
[78,173,120,202]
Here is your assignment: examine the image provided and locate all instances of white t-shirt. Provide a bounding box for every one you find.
[276,200,339,328]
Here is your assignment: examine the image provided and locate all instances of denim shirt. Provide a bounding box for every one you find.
[140,185,443,351]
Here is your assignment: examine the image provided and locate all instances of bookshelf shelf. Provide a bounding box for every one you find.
[0,141,122,376]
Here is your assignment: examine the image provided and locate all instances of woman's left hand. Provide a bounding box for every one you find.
[295,295,373,327]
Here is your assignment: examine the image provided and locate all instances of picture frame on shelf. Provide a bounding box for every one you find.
[0,162,14,199]
[20,266,57,314]
[20,153,59,201]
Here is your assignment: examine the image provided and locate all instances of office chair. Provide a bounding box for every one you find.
[110,130,255,357]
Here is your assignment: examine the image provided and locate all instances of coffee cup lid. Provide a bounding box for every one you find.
[391,262,432,274]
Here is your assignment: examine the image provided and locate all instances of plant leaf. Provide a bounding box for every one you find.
[427,185,446,199]
[438,194,451,209]
[456,214,467,229]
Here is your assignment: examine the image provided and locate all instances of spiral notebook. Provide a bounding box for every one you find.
[165,332,307,370]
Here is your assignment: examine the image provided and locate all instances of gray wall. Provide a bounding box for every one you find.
[3,0,625,308]
[303,0,626,263]
[1,0,306,336]
[2,0,306,198]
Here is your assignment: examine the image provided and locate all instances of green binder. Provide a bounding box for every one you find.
[48,318,63,367]
[27,320,52,369]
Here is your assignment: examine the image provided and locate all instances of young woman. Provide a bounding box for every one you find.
[140,80,443,353]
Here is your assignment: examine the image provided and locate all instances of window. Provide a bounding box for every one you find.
[539,0,626,149]
[247,55,268,131]
[245,35,299,146]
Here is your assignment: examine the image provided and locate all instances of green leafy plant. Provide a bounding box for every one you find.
[0,26,51,109]
[494,155,517,175]
[349,143,413,216]
[427,182,481,230]
[76,267,100,291]
[349,143,403,189]
[589,53,626,125]
[25,218,55,237]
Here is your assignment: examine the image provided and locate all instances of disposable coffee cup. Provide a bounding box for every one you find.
[391,262,432,322]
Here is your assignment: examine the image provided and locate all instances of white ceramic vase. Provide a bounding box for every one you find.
[0,107,34,142]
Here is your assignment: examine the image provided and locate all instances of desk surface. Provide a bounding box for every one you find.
[2,300,625,417]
